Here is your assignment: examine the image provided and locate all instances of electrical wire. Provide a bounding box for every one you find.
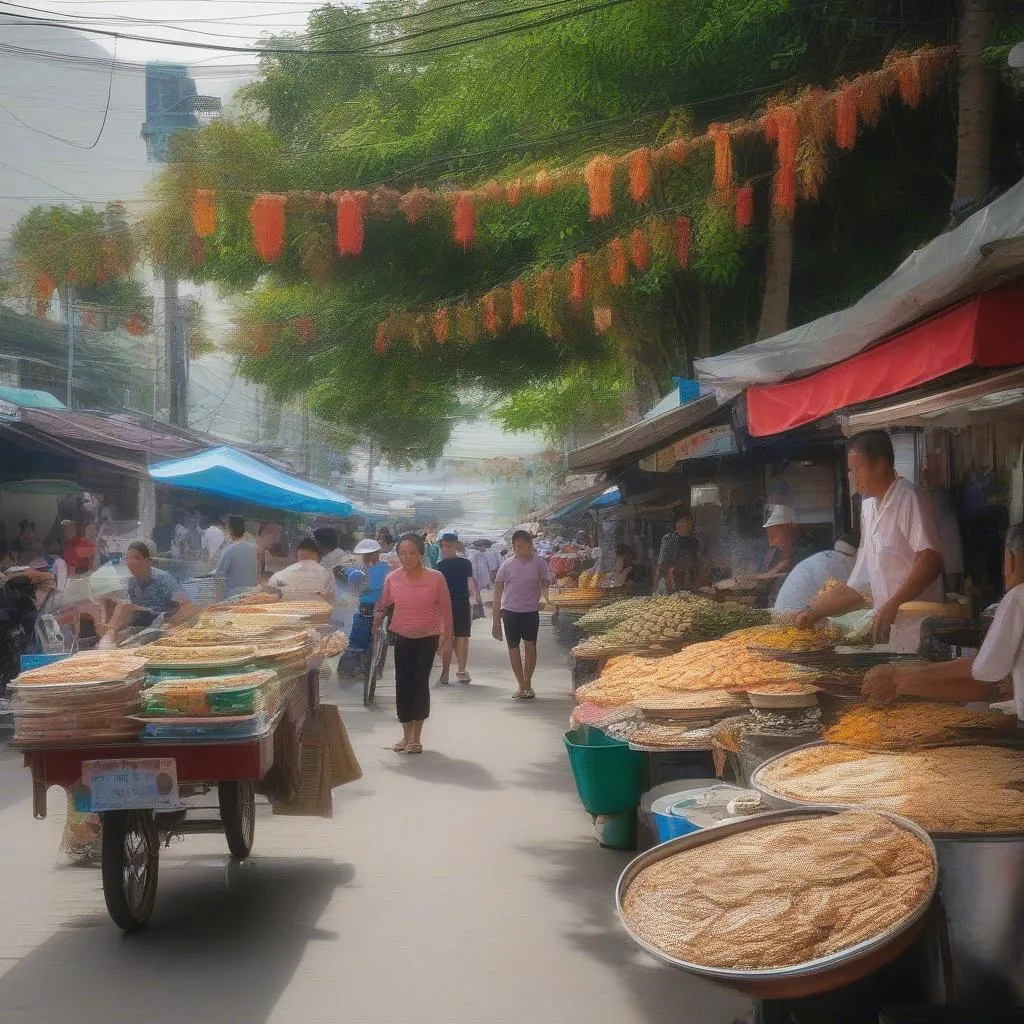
[0,31,116,148]
[0,0,638,57]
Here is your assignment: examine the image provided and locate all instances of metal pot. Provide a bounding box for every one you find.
[615,805,938,1000]
[751,741,1024,1004]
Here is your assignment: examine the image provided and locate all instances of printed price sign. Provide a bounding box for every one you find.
[80,758,180,812]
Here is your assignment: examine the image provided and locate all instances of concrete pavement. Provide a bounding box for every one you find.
[0,618,749,1024]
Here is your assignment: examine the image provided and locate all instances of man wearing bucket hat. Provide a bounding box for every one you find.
[353,538,391,612]
[757,505,811,579]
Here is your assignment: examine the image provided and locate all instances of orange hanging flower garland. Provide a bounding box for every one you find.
[190,189,216,238]
[568,256,590,306]
[33,273,56,301]
[482,291,501,336]
[510,280,527,325]
[764,105,799,215]
[630,228,651,272]
[835,86,858,150]
[249,194,286,261]
[505,179,523,208]
[400,187,432,225]
[734,185,754,229]
[334,191,368,256]
[583,155,616,220]
[433,307,450,344]
[453,192,476,249]
[708,124,734,193]
[608,237,629,287]
[675,216,692,269]
[626,148,652,205]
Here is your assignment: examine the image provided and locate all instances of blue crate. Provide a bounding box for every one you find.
[19,653,71,672]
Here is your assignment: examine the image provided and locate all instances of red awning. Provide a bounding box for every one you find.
[746,287,1024,437]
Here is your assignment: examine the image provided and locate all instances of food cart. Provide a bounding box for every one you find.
[18,727,277,930]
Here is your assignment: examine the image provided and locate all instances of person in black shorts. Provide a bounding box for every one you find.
[434,530,479,685]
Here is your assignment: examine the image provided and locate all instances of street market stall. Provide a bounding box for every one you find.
[10,595,356,931]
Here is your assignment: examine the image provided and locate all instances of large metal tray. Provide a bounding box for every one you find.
[750,740,1024,839]
[616,804,938,1000]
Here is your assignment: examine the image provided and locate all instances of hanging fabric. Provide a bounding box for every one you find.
[584,155,615,219]
[249,194,286,261]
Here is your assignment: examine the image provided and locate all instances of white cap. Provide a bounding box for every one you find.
[762,505,796,529]
[834,538,857,557]
[354,539,381,554]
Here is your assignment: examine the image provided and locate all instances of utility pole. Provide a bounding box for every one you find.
[164,274,188,426]
[64,279,75,408]
[366,440,376,510]
[301,397,311,478]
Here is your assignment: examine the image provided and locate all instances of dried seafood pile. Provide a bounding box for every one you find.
[757,743,1024,833]
[621,810,935,969]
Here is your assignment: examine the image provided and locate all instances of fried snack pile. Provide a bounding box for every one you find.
[758,744,1024,833]
[825,701,1014,750]
[621,810,935,969]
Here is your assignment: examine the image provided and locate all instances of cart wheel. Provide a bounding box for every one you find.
[364,615,389,706]
[101,809,159,932]
[218,781,255,859]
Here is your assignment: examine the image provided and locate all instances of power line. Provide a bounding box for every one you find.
[0,31,116,148]
[0,0,638,57]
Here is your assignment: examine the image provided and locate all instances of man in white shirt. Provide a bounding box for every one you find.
[864,521,1024,720]
[483,541,502,584]
[774,534,858,612]
[202,517,227,562]
[795,431,943,651]
[268,538,335,600]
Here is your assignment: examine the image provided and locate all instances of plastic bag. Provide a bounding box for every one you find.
[472,599,486,620]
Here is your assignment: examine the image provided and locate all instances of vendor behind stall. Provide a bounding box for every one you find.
[98,542,192,647]
[655,512,702,594]
[864,522,1024,719]
[774,534,859,612]
[268,538,335,600]
[795,431,944,651]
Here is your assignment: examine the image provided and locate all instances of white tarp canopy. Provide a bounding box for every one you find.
[695,178,1024,397]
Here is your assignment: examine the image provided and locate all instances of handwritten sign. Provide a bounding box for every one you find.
[674,424,737,462]
[80,758,180,812]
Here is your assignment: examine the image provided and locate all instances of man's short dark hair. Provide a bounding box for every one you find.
[227,515,246,539]
[675,510,693,524]
[127,541,152,560]
[297,538,320,555]
[313,527,339,551]
[511,530,533,546]
[847,430,895,469]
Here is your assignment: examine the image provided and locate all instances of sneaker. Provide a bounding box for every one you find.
[523,689,536,699]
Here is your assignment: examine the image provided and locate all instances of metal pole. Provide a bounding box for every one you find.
[366,441,375,510]
[174,304,188,428]
[65,279,75,408]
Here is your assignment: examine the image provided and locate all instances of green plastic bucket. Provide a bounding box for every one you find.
[564,727,644,815]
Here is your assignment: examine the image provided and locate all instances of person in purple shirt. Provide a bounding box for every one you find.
[492,530,552,699]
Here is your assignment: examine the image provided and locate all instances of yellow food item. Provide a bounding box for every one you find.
[730,622,841,650]
[231,600,332,617]
[15,653,148,684]
[758,744,1024,833]
[825,701,1014,749]
[621,810,935,969]
[142,644,256,663]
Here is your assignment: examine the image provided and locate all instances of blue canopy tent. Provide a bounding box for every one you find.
[591,486,620,509]
[149,445,356,516]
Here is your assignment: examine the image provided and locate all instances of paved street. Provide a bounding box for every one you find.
[0,622,748,1024]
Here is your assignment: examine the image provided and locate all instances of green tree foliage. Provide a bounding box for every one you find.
[149,0,1023,460]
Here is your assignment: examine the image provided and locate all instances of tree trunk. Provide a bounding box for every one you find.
[952,0,997,211]
[757,210,794,340]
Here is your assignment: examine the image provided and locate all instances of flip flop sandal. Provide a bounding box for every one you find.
[512,691,526,699]
[456,672,471,684]
[392,741,408,752]
[436,674,450,686]
[523,689,536,699]
[404,743,423,754]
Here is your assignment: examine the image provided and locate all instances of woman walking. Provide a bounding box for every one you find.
[375,533,453,755]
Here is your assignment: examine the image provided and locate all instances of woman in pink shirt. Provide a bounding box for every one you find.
[375,533,453,754]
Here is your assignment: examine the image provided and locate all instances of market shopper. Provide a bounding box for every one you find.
[9,520,40,561]
[655,512,702,594]
[773,534,859,612]
[97,542,192,648]
[375,533,453,754]
[492,530,552,699]
[795,431,943,650]
[863,521,1024,717]
[202,516,227,562]
[215,515,259,598]
[435,530,478,685]
[267,538,335,600]
[757,505,813,582]
[60,520,95,576]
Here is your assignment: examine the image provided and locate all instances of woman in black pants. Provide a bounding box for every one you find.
[375,534,453,754]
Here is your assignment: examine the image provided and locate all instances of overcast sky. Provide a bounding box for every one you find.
[2,1,327,68]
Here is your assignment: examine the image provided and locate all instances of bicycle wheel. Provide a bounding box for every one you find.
[101,809,159,932]
[365,614,389,705]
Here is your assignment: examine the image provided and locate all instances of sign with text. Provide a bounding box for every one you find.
[674,424,738,462]
[81,758,180,812]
